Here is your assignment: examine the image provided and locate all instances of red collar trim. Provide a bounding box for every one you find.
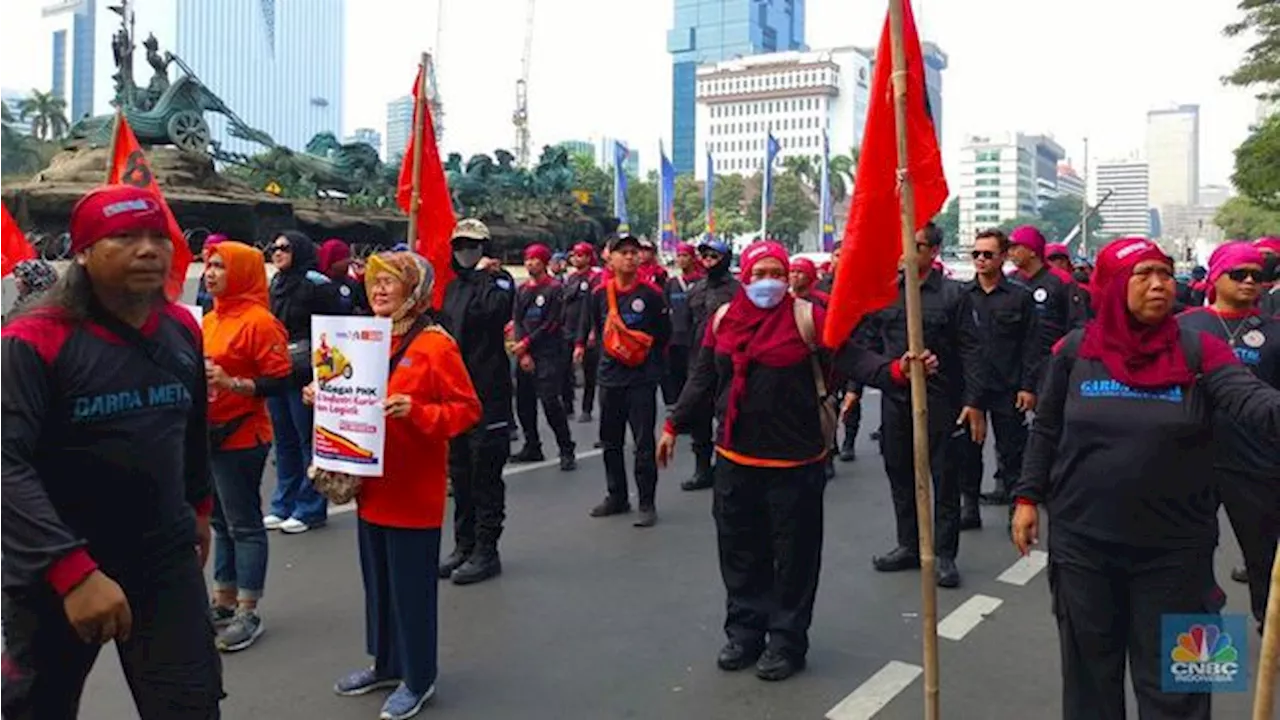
[1208,305,1260,320]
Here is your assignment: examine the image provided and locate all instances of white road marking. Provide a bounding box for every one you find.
[328,449,606,516]
[996,550,1048,586]
[826,660,922,720]
[936,593,1003,641]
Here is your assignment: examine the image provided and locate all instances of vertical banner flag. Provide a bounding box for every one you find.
[108,114,191,302]
[311,315,393,477]
[1,204,36,277]
[760,132,781,239]
[396,62,456,310]
[704,150,716,242]
[613,141,630,234]
[820,129,835,252]
[821,0,948,348]
[659,144,677,253]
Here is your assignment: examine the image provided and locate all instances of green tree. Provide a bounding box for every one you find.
[568,151,612,210]
[1214,195,1280,237]
[17,90,68,141]
[1223,0,1280,99]
[829,152,856,201]
[709,173,754,237]
[1232,114,1280,208]
[936,197,960,247]
[672,174,706,239]
[625,172,658,238]
[1037,194,1103,243]
[767,173,817,250]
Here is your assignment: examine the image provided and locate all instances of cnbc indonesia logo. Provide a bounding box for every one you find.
[1167,622,1241,688]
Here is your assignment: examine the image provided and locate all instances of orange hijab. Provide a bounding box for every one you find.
[205,241,269,318]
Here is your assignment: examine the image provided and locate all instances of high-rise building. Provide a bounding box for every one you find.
[1095,158,1151,238]
[1145,104,1199,210]
[694,47,870,181]
[922,42,947,142]
[555,139,594,160]
[384,94,413,163]
[39,0,161,122]
[345,127,381,156]
[668,0,807,174]
[596,137,640,177]
[1056,162,1085,199]
[956,132,1063,246]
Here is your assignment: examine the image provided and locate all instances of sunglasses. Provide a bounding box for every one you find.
[699,250,723,260]
[270,243,292,253]
[971,250,998,260]
[1225,268,1263,283]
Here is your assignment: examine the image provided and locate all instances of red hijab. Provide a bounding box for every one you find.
[1078,238,1193,389]
[712,242,813,443]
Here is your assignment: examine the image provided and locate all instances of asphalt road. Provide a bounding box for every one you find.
[72,394,1264,720]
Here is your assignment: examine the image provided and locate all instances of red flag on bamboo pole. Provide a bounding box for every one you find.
[2,204,36,277]
[107,114,191,302]
[821,0,947,348]
[396,55,455,310]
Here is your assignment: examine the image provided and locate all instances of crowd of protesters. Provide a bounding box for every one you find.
[2,181,1279,720]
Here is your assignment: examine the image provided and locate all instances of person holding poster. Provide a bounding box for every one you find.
[201,240,292,653]
[315,251,481,720]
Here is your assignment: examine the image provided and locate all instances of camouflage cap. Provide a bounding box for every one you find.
[451,218,490,242]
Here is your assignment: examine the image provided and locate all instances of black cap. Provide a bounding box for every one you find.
[607,234,642,252]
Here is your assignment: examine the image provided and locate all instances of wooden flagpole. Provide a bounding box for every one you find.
[105,109,122,183]
[406,52,429,248]
[886,1,940,718]
[1252,541,1279,720]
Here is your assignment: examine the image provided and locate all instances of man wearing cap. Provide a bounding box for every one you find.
[549,251,568,282]
[679,237,739,491]
[512,243,577,471]
[438,218,519,585]
[662,242,703,406]
[1008,226,1077,405]
[1046,242,1093,324]
[2,185,223,717]
[561,242,603,422]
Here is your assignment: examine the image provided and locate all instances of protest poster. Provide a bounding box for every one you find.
[310,315,392,477]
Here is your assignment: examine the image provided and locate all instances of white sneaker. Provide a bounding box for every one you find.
[279,517,310,534]
[263,514,285,531]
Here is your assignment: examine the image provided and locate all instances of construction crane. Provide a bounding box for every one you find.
[513,0,535,168]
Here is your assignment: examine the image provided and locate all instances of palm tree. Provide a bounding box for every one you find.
[17,90,69,141]
[782,155,815,187]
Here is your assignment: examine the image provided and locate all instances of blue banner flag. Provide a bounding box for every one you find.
[613,141,630,233]
[820,129,834,252]
[760,132,781,239]
[659,143,677,252]
[705,150,715,242]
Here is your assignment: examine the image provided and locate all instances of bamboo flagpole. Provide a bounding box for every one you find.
[1252,541,1280,720]
[885,0,941,718]
[406,52,430,248]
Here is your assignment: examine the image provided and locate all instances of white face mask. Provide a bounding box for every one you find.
[453,247,483,269]
[745,278,788,309]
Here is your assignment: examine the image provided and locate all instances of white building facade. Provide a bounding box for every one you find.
[1145,104,1199,210]
[1095,158,1151,237]
[956,132,1063,246]
[693,46,871,181]
[1056,162,1085,199]
[384,95,413,163]
[345,127,381,156]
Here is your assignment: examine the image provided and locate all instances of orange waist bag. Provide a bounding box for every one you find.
[602,281,654,368]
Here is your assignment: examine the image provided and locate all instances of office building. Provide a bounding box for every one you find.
[597,137,640,177]
[1145,104,1199,209]
[956,132,1064,246]
[1056,162,1085,199]
[555,139,594,160]
[1198,184,1232,209]
[694,46,869,181]
[1095,158,1151,237]
[384,94,413,163]
[922,42,948,142]
[668,0,807,174]
[345,127,381,155]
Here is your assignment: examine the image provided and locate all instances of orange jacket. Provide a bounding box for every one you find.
[203,241,292,450]
[357,325,481,529]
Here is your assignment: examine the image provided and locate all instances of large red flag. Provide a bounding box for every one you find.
[1,204,36,277]
[108,114,192,302]
[822,0,948,348]
[396,65,456,310]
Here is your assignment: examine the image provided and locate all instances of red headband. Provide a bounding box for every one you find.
[69,185,170,255]
[524,244,552,263]
[739,241,790,282]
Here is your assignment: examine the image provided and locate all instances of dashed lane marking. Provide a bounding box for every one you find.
[825,660,923,720]
[936,593,1003,641]
[996,549,1048,586]
[328,449,606,516]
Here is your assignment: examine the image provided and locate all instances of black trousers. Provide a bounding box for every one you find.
[1048,530,1215,720]
[2,549,223,720]
[561,340,598,416]
[1217,468,1279,625]
[714,457,825,659]
[599,383,659,507]
[879,397,959,559]
[661,344,690,406]
[956,392,1028,500]
[358,520,440,695]
[448,426,509,550]
[516,352,574,453]
[840,388,862,453]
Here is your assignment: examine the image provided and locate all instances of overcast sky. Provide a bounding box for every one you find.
[0,0,1262,191]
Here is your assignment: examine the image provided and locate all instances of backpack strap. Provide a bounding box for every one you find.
[1177,327,1203,378]
[792,298,817,350]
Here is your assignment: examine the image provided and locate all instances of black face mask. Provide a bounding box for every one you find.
[1073,269,1090,285]
[1262,253,1280,283]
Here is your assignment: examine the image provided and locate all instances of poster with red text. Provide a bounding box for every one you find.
[310,315,392,477]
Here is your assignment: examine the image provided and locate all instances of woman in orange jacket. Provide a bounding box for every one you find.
[202,240,292,653]
[309,251,481,720]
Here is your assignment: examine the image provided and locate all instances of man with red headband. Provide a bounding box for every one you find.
[1046,242,1093,324]
[662,242,702,407]
[788,257,828,308]
[637,236,669,287]
[511,243,577,471]
[2,185,223,718]
[1178,241,1279,635]
[1009,226,1079,384]
[561,241,603,422]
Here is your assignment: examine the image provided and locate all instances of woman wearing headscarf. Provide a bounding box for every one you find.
[5,258,57,320]
[1012,237,1280,720]
[311,251,481,720]
[657,241,934,682]
[264,230,347,534]
[195,233,227,314]
[317,237,369,315]
[201,240,292,652]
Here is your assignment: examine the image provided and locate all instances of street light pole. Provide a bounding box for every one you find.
[1081,136,1089,252]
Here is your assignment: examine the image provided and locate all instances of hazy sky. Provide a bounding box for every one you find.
[0,0,1263,191]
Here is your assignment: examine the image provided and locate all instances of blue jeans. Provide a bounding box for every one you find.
[358,520,440,695]
[211,444,271,601]
[266,391,328,524]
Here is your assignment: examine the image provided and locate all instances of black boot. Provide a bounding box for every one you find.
[451,546,502,585]
[824,455,836,481]
[960,496,982,531]
[681,449,714,491]
[935,557,961,588]
[839,431,857,462]
[439,544,473,579]
[510,444,544,463]
[979,490,1010,506]
[872,546,921,572]
[559,449,578,471]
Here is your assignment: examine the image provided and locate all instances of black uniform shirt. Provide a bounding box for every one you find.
[513,277,564,359]
[1017,265,1077,359]
[440,266,516,427]
[687,274,740,349]
[580,279,671,388]
[963,276,1043,396]
[665,274,699,348]
[561,268,600,344]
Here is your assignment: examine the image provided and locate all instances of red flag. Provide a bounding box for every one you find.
[1,204,36,277]
[108,114,192,302]
[396,65,456,310]
[822,0,948,348]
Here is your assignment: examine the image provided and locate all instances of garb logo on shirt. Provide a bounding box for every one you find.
[1078,379,1183,403]
[71,382,192,423]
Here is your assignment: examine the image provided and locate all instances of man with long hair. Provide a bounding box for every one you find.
[2,185,222,718]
